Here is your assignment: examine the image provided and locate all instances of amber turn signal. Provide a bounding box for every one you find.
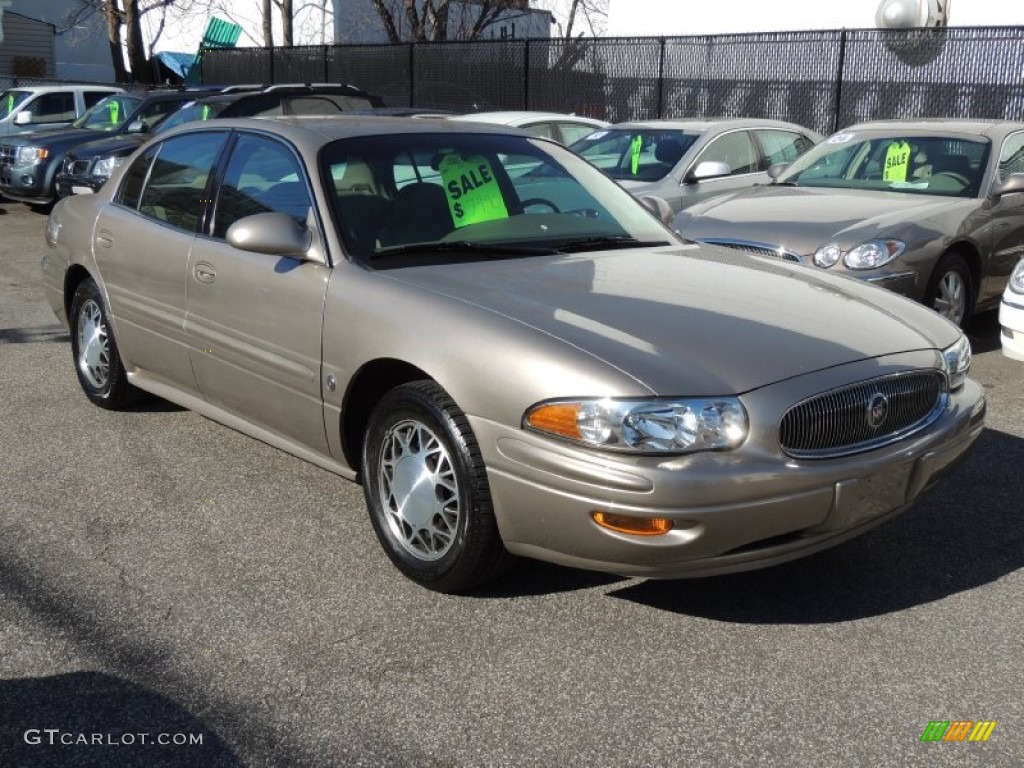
[592,510,674,536]
[526,402,582,440]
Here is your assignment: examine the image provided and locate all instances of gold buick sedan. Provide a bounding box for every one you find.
[41,117,985,592]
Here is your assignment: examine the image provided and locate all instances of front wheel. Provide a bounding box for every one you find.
[69,278,142,409]
[361,381,512,592]
[924,253,973,328]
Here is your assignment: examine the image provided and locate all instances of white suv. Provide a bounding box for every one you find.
[0,84,123,136]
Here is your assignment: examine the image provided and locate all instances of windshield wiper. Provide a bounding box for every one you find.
[370,240,559,260]
[553,236,671,253]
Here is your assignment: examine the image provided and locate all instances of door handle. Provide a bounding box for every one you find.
[193,261,217,283]
[95,229,114,248]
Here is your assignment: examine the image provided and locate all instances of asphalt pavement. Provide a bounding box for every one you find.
[1,200,1021,767]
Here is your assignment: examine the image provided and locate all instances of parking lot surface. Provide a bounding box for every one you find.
[1,200,1021,767]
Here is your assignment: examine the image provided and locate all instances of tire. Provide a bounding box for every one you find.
[924,253,973,329]
[361,380,512,593]
[69,278,143,409]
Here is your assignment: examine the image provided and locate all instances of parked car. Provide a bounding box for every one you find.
[0,84,123,137]
[448,111,609,145]
[675,120,1024,327]
[54,84,385,197]
[0,90,203,205]
[569,118,822,212]
[1000,258,1024,360]
[42,116,984,592]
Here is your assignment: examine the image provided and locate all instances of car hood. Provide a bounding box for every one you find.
[678,186,971,254]
[380,245,959,395]
[1,127,106,150]
[66,133,145,160]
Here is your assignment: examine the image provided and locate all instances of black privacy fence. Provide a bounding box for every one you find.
[198,26,1024,135]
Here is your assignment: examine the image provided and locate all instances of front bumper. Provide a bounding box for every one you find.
[0,161,52,203]
[999,295,1024,361]
[55,173,103,198]
[473,357,985,579]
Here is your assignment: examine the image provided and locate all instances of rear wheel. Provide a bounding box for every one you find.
[69,278,142,409]
[924,253,973,328]
[362,380,512,592]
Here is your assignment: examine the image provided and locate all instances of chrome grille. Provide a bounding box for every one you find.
[699,238,802,263]
[780,371,947,459]
[64,158,91,175]
[0,145,13,167]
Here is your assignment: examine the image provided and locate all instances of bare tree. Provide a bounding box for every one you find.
[369,0,528,43]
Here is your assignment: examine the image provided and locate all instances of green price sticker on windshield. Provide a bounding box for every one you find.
[107,101,120,125]
[439,153,508,229]
[630,135,643,175]
[201,104,211,120]
[6,94,13,114]
[883,140,911,182]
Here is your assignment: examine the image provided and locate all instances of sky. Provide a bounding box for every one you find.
[607,0,1024,37]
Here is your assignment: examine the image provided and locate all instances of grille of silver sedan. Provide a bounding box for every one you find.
[699,238,802,263]
[779,371,947,458]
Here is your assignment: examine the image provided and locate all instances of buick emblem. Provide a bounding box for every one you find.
[866,393,889,429]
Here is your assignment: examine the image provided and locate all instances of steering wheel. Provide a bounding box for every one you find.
[518,197,561,213]
[932,171,970,186]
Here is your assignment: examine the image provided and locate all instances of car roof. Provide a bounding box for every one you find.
[5,84,122,94]
[604,117,816,133]
[840,118,1024,139]
[449,111,607,125]
[157,115,536,145]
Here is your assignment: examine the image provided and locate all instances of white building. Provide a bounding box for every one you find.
[609,0,1023,37]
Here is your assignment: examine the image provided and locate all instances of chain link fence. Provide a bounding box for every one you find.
[197,27,1024,135]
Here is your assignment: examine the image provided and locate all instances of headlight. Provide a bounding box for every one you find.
[843,239,905,270]
[524,397,748,453]
[942,335,971,390]
[813,243,841,268]
[1010,258,1024,294]
[15,145,48,165]
[92,155,125,179]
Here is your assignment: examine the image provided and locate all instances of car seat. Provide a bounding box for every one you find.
[377,183,454,247]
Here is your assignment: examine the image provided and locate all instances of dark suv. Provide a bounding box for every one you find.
[0,89,215,205]
[54,84,384,198]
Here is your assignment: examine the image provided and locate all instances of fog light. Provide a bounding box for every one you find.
[22,175,34,185]
[592,510,673,536]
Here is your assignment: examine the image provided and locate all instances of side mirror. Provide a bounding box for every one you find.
[13,111,32,126]
[687,161,732,183]
[766,162,790,181]
[640,195,675,225]
[226,212,313,257]
[127,119,148,134]
[990,173,1024,200]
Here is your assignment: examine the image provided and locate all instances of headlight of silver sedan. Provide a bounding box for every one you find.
[843,239,905,270]
[942,335,971,390]
[1010,258,1024,294]
[525,397,748,453]
[92,155,125,179]
[14,145,48,165]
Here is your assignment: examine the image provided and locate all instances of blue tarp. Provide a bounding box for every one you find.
[154,51,196,79]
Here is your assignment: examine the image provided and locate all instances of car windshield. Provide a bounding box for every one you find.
[321,133,676,264]
[778,132,991,198]
[570,129,700,181]
[73,94,143,131]
[154,100,228,134]
[0,90,31,119]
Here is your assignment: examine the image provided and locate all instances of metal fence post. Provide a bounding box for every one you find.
[409,43,416,108]
[524,39,531,111]
[657,37,666,119]
[833,29,848,134]
[269,43,275,84]
[324,45,330,83]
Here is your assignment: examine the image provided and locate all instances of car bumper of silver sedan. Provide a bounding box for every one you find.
[472,376,985,579]
[1000,296,1024,361]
